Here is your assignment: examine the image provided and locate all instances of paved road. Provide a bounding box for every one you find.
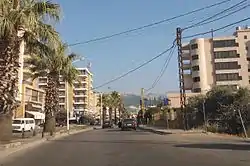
[1,128,250,166]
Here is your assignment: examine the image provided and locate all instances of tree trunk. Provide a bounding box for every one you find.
[0,37,21,142]
[109,108,112,122]
[114,108,117,124]
[0,114,13,142]
[43,75,59,135]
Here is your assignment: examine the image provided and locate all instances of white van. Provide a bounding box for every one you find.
[12,118,35,132]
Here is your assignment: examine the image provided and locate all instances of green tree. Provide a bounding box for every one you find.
[0,0,61,141]
[97,93,111,122]
[27,43,79,135]
[110,91,121,124]
[186,86,250,135]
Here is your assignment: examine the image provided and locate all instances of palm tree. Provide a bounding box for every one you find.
[26,43,79,135]
[97,94,111,123]
[110,91,121,124]
[0,0,61,141]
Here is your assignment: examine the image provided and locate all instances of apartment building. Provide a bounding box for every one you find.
[89,92,100,117]
[167,26,250,108]
[14,31,45,120]
[38,67,93,117]
[182,26,250,93]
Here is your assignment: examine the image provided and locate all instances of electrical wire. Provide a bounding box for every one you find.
[192,4,250,28]
[67,0,232,46]
[92,40,177,90]
[146,45,177,92]
[183,17,250,39]
[183,0,248,30]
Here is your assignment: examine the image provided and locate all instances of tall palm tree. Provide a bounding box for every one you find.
[110,91,121,124]
[26,43,79,135]
[0,0,61,141]
[97,94,110,122]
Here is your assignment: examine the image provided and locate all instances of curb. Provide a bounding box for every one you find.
[138,127,172,135]
[0,127,92,160]
[139,127,204,135]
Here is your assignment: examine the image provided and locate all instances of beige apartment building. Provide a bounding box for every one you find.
[14,30,45,121]
[38,68,94,117]
[167,26,250,108]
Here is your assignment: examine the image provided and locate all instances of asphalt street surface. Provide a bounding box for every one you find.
[1,128,250,166]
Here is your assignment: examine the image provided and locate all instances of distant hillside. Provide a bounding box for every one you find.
[122,94,140,107]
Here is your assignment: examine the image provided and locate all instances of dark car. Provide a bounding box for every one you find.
[121,118,137,130]
[102,121,112,129]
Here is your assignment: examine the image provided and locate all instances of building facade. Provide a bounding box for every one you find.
[38,67,93,118]
[168,26,250,108]
[15,32,45,120]
[182,26,250,93]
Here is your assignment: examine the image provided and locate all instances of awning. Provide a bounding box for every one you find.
[26,111,45,120]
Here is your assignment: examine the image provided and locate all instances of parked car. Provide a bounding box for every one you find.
[121,118,137,130]
[12,118,36,132]
[102,121,112,129]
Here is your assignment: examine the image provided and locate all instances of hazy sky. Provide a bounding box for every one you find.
[54,0,249,94]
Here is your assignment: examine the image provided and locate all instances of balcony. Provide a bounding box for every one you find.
[73,100,87,104]
[74,86,87,90]
[182,50,190,60]
[73,108,84,112]
[182,63,191,70]
[74,93,87,97]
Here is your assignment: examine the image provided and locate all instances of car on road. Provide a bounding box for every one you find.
[102,121,113,129]
[121,118,137,130]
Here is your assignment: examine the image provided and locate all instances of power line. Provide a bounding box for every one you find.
[183,17,250,39]
[183,0,248,30]
[93,40,176,90]
[193,4,250,28]
[68,0,232,47]
[146,45,177,92]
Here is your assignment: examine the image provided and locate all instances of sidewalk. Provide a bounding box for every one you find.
[0,125,92,160]
[138,125,204,135]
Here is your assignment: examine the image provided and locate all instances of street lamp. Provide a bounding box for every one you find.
[66,56,85,133]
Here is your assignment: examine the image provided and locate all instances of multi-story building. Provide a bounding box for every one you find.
[89,92,100,117]
[167,26,250,108]
[38,67,93,117]
[15,31,45,121]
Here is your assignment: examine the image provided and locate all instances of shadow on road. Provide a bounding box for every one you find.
[51,139,176,145]
[175,143,250,151]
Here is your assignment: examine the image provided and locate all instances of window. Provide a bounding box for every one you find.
[213,39,238,48]
[191,43,198,50]
[244,35,248,39]
[192,54,199,60]
[192,65,199,71]
[216,73,241,81]
[193,77,200,82]
[193,88,201,93]
[214,50,239,59]
[215,62,240,70]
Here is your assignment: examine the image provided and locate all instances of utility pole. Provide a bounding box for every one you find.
[141,88,145,112]
[202,100,207,133]
[100,93,103,127]
[140,88,145,125]
[176,27,187,130]
[236,109,248,138]
[66,82,70,133]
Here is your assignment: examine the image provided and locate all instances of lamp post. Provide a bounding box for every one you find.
[66,57,85,133]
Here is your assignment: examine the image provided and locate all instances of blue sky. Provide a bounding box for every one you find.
[53,0,249,94]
